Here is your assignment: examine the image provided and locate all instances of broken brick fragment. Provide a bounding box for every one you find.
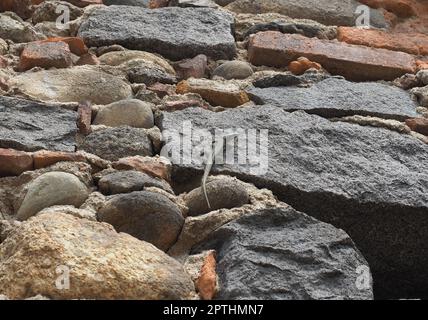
[19,41,73,71]
[0,148,33,177]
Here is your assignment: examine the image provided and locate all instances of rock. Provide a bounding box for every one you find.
[112,155,172,181]
[32,150,85,169]
[76,52,100,66]
[0,39,8,55]
[338,27,428,56]
[78,126,154,161]
[193,207,373,300]
[41,37,88,56]
[225,0,387,27]
[93,99,154,129]
[160,105,428,298]
[32,1,83,24]
[417,70,428,86]
[104,0,150,5]
[0,12,45,43]
[406,118,428,136]
[0,212,195,299]
[248,31,416,81]
[288,57,321,75]
[0,96,77,152]
[234,12,337,41]
[77,100,92,135]
[37,205,97,221]
[99,50,175,75]
[98,170,173,195]
[9,66,133,104]
[0,148,33,177]
[147,83,175,98]
[65,0,103,7]
[19,41,73,71]
[195,251,217,300]
[393,73,422,90]
[176,78,249,108]
[125,59,177,85]
[212,61,253,80]
[411,86,428,107]
[174,54,208,80]
[184,177,250,216]
[98,191,184,251]
[247,77,419,120]
[0,0,36,20]
[78,6,236,60]
[16,171,89,221]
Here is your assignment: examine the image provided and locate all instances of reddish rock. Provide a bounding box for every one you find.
[359,0,417,18]
[41,37,88,56]
[0,56,7,69]
[417,60,428,71]
[0,0,42,19]
[112,156,172,182]
[149,0,170,8]
[248,31,416,81]
[162,100,208,112]
[196,252,217,300]
[0,78,8,91]
[406,118,428,136]
[63,0,103,7]
[0,148,33,177]
[174,54,208,80]
[19,41,73,72]
[338,27,428,56]
[77,101,92,135]
[147,82,175,98]
[288,57,321,75]
[76,52,100,66]
[33,150,86,169]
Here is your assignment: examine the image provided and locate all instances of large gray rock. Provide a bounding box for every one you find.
[98,191,184,251]
[0,96,77,152]
[78,6,236,60]
[104,0,149,5]
[78,126,154,161]
[247,77,419,120]
[160,105,428,298]
[225,0,387,28]
[194,207,373,300]
[0,12,45,43]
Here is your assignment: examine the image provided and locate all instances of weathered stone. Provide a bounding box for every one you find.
[16,171,89,221]
[104,0,150,5]
[248,32,416,81]
[406,118,428,136]
[32,1,83,24]
[184,178,250,216]
[338,27,428,56]
[19,41,73,71]
[0,212,195,299]
[225,0,387,27]
[212,61,253,80]
[234,12,337,41]
[176,78,249,108]
[195,251,217,300]
[0,148,33,177]
[0,96,77,152]
[78,7,236,60]
[98,170,173,195]
[288,57,321,75]
[0,12,45,43]
[76,52,100,66]
[98,191,184,251]
[93,99,154,129]
[247,77,419,120]
[65,0,103,7]
[77,100,92,135]
[160,105,428,298]
[411,85,428,107]
[193,207,373,300]
[78,126,154,161]
[174,54,208,80]
[9,66,133,104]
[417,70,428,86]
[126,59,177,85]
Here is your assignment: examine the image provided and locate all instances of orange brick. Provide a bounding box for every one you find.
[248,31,416,81]
[19,41,73,71]
[33,150,86,169]
[42,37,88,56]
[0,148,33,177]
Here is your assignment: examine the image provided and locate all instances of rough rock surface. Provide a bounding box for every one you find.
[0,212,195,299]
[0,96,77,152]
[98,191,184,251]
[194,207,373,300]
[78,6,236,60]
[247,77,419,120]
[161,105,428,298]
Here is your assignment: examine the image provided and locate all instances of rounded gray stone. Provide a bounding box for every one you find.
[213,61,254,80]
[98,191,184,251]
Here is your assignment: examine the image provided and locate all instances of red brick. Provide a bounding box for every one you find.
[0,148,33,177]
[41,37,88,56]
[147,82,175,98]
[33,150,86,169]
[112,156,171,182]
[149,0,170,8]
[338,27,428,56]
[406,118,428,136]
[19,41,73,72]
[174,54,208,80]
[196,252,217,300]
[248,31,416,81]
